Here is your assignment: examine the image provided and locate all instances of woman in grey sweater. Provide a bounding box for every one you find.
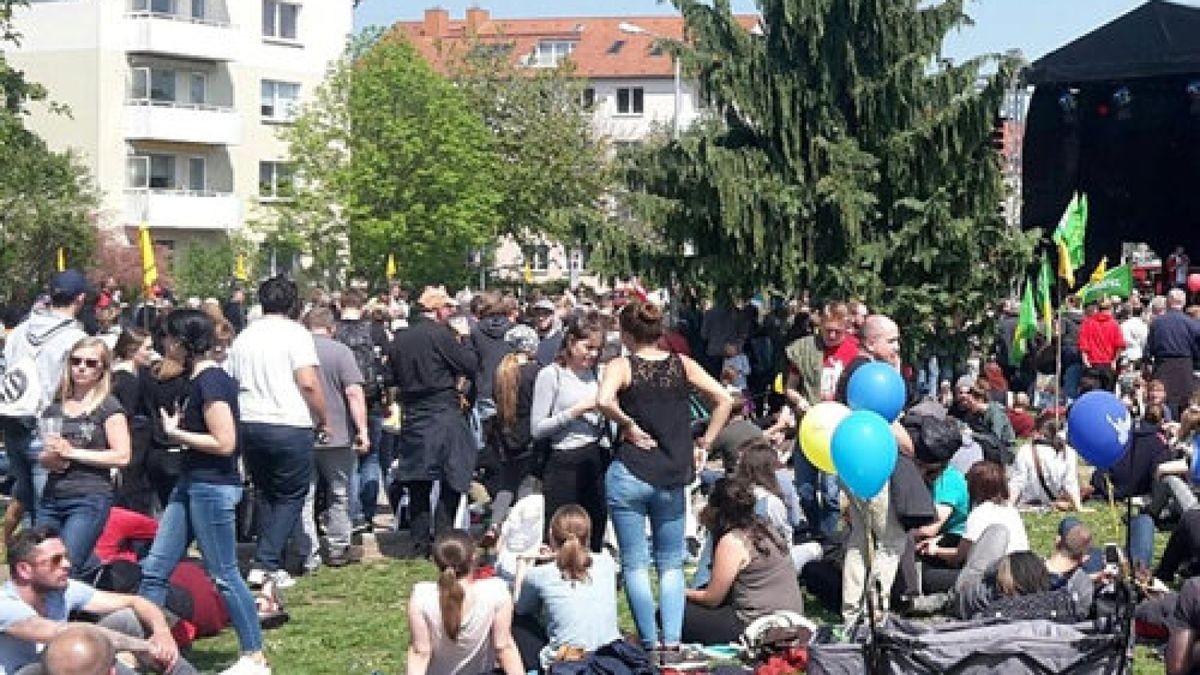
[531,316,608,551]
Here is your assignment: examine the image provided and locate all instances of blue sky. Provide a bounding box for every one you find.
[354,0,1198,63]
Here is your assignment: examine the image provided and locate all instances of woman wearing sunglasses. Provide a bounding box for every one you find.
[37,336,131,580]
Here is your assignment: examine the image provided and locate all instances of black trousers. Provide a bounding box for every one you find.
[511,612,548,673]
[404,480,461,557]
[681,601,743,645]
[1157,508,1200,583]
[897,532,962,601]
[541,442,609,552]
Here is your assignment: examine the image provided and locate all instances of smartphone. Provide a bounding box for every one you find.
[1104,542,1121,575]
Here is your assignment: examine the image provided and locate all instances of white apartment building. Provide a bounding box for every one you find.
[397,8,757,286]
[7,0,352,251]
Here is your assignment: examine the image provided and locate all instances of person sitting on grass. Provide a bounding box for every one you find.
[918,461,1029,568]
[511,505,620,672]
[682,477,804,645]
[1147,403,1200,524]
[1090,403,1173,503]
[1008,414,1090,512]
[407,530,523,675]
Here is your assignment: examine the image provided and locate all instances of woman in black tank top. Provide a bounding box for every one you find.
[597,300,733,660]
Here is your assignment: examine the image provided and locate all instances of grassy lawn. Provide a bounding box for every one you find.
[183,505,1170,673]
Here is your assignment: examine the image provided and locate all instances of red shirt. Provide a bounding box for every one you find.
[1078,312,1126,366]
[94,507,159,565]
[820,335,860,401]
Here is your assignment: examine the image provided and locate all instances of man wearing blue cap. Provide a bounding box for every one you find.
[0,270,90,539]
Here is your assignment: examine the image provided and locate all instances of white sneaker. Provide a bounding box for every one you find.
[270,570,296,589]
[219,655,271,675]
[246,568,266,589]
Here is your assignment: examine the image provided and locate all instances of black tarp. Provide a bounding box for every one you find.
[1026,0,1200,85]
[1021,1,1200,272]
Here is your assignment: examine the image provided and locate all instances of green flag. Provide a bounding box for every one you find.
[1037,253,1054,337]
[1078,264,1133,305]
[1052,192,1087,287]
[1011,281,1038,367]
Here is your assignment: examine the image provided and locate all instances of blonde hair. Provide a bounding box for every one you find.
[549,505,592,583]
[494,352,525,436]
[57,337,113,414]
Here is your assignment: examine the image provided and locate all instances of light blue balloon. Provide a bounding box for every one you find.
[1066,391,1132,470]
[831,410,898,500]
[846,362,906,422]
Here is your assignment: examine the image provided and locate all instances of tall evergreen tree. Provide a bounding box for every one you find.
[610,0,1038,355]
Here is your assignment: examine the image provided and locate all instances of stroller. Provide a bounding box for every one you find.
[809,615,1133,674]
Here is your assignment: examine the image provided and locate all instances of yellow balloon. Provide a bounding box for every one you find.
[799,401,851,474]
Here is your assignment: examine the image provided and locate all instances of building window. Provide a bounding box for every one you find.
[523,245,550,272]
[131,0,176,13]
[150,68,175,102]
[149,154,175,189]
[262,0,299,41]
[261,80,300,121]
[190,0,205,20]
[188,72,206,105]
[532,40,576,67]
[581,87,595,110]
[259,161,293,200]
[127,156,149,189]
[616,87,644,115]
[187,157,206,191]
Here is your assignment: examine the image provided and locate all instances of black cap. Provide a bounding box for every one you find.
[49,269,92,298]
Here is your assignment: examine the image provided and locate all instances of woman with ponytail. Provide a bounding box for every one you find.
[408,530,523,675]
[513,505,621,671]
[136,309,269,675]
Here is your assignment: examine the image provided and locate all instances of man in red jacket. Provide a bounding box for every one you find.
[1078,298,1126,390]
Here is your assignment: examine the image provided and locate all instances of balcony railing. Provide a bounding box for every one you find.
[124,189,242,231]
[124,99,241,145]
[125,12,236,61]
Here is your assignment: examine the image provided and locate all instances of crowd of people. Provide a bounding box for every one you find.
[0,264,1198,674]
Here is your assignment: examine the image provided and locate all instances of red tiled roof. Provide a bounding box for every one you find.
[391,8,759,79]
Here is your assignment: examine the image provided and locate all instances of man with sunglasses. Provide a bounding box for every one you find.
[0,271,89,540]
[0,527,195,674]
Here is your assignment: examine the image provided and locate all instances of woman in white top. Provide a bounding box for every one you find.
[407,531,524,675]
[1008,416,1089,512]
[921,461,1029,565]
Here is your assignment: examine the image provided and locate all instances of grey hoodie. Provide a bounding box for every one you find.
[2,309,87,413]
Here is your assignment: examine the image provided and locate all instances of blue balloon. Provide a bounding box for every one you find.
[831,410,898,500]
[846,362,906,422]
[1066,391,1132,470]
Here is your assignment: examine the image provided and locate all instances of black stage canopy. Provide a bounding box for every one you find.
[1021,0,1200,270]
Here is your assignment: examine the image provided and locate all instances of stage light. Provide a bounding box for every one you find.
[1112,86,1132,121]
[1188,80,1200,115]
[1058,90,1078,124]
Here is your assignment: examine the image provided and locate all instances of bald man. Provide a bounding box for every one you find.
[833,314,919,626]
[40,626,116,675]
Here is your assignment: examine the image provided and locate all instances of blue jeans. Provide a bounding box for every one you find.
[350,414,384,524]
[241,422,314,572]
[1128,513,1156,571]
[1062,357,1082,403]
[793,445,840,538]
[138,480,263,653]
[37,492,112,580]
[1,417,48,523]
[605,460,686,647]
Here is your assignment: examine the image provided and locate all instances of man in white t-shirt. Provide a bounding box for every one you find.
[226,276,327,588]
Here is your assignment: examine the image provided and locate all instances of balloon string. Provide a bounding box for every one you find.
[1104,475,1120,538]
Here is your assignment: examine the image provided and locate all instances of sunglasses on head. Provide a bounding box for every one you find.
[69,356,102,369]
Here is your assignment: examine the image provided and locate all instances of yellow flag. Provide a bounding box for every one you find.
[139,224,158,295]
[56,247,66,272]
[234,254,248,281]
[523,262,533,283]
[385,253,397,281]
[1089,256,1108,285]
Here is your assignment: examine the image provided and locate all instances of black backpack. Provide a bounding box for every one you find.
[336,319,383,403]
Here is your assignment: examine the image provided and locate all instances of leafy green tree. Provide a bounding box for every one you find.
[172,238,237,301]
[610,0,1038,355]
[267,32,502,289]
[447,43,611,247]
[0,0,98,304]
